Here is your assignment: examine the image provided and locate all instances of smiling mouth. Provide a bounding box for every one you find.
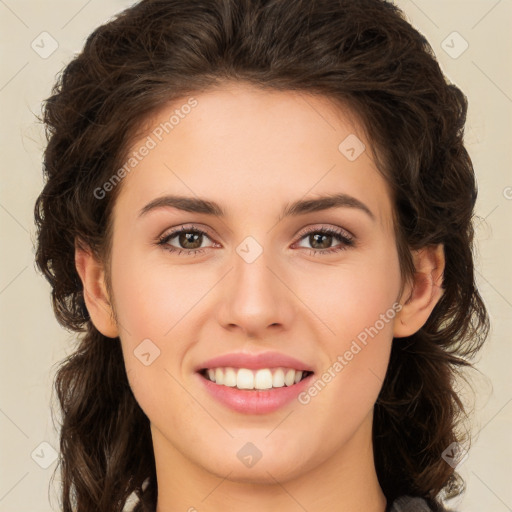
[199,367,314,391]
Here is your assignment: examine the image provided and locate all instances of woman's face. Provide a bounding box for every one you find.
[106,82,403,485]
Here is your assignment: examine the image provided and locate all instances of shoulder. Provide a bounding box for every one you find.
[388,495,455,512]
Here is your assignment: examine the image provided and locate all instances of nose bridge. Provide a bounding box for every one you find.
[218,235,291,335]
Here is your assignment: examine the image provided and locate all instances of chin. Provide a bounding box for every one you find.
[196,448,312,484]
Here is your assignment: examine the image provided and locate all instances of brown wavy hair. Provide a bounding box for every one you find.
[34,0,489,510]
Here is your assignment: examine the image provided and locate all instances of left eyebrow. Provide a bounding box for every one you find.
[280,192,375,221]
[138,192,375,221]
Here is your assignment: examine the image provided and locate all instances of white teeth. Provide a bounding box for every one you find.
[284,368,295,386]
[237,368,254,389]
[203,367,309,390]
[224,367,237,387]
[272,368,285,388]
[254,369,273,389]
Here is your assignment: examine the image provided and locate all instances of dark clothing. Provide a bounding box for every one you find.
[388,495,452,511]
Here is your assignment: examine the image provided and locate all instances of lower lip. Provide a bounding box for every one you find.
[196,372,314,414]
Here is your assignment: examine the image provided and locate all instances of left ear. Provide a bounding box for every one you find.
[393,244,445,338]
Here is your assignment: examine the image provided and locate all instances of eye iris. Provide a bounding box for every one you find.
[179,231,202,249]
[310,232,332,249]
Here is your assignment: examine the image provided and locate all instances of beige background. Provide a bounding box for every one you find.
[0,1,511,510]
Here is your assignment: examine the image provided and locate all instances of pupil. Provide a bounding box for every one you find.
[180,232,201,249]
[311,233,331,249]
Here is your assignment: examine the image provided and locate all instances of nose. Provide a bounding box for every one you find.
[216,242,296,338]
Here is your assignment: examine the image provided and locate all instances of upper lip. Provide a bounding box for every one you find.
[196,351,315,372]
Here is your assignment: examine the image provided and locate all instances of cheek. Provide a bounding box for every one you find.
[296,245,400,410]
[109,246,219,416]
[298,242,401,346]
[110,245,210,340]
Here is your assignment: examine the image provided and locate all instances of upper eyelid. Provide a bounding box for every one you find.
[296,224,354,239]
[159,224,215,241]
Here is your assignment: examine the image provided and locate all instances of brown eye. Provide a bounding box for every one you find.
[157,226,214,256]
[295,227,355,255]
[308,232,335,250]
[174,231,204,250]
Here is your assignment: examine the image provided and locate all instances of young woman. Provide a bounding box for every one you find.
[34,1,489,511]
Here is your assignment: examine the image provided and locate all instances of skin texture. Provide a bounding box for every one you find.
[75,82,445,512]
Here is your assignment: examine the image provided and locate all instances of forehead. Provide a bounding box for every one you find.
[113,82,394,229]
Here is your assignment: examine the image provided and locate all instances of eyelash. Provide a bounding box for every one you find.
[156,224,355,257]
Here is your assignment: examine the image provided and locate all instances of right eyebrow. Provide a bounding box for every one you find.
[138,195,225,218]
